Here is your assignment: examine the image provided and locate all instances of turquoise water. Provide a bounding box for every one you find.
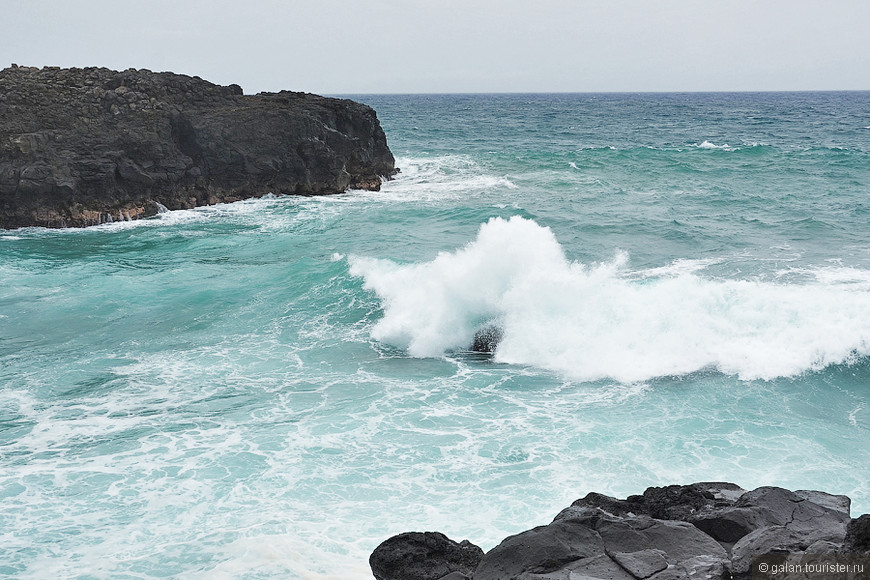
[2,92,870,578]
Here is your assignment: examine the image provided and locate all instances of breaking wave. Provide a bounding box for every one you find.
[350,216,870,383]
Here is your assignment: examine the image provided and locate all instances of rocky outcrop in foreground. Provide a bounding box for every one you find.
[371,483,870,580]
[0,65,396,228]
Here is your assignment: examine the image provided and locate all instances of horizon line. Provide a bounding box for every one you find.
[327,89,870,97]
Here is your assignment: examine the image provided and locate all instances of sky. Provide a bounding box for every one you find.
[3,0,869,94]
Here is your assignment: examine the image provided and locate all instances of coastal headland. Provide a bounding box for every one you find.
[371,482,870,580]
[0,65,396,229]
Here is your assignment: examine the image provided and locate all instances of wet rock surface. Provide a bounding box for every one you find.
[371,483,865,580]
[0,65,396,228]
[370,531,484,580]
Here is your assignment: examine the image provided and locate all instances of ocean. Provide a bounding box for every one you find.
[1,92,869,578]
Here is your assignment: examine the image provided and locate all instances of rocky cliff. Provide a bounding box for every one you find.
[0,65,396,228]
[371,483,870,580]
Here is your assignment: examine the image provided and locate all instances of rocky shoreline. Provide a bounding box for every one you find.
[370,483,870,580]
[0,65,396,229]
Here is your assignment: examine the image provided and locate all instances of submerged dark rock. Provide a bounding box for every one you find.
[0,65,396,228]
[371,483,865,580]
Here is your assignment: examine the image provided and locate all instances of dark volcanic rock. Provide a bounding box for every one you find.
[844,514,870,552]
[572,482,743,521]
[0,65,396,228]
[369,531,484,580]
[472,518,606,580]
[372,483,864,580]
[726,487,851,575]
[472,507,728,580]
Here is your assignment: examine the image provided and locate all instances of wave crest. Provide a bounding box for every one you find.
[350,217,870,383]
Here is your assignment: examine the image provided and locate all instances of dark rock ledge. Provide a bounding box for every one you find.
[371,483,870,580]
[0,65,396,229]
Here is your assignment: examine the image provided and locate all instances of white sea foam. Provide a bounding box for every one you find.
[359,155,516,203]
[350,216,870,382]
[577,145,617,151]
[52,194,296,234]
[848,403,865,427]
[695,140,733,150]
[633,258,720,279]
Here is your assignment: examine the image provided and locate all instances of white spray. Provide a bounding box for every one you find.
[350,216,870,383]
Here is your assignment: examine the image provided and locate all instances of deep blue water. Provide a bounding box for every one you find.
[1,92,869,578]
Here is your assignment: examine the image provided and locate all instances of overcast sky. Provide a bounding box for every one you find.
[4,0,869,94]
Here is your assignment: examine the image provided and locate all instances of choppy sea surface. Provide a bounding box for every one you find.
[2,92,870,578]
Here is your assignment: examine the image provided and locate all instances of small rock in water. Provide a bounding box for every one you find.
[369,531,483,580]
[471,325,502,354]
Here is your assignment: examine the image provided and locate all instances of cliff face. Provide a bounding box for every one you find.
[0,66,396,228]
